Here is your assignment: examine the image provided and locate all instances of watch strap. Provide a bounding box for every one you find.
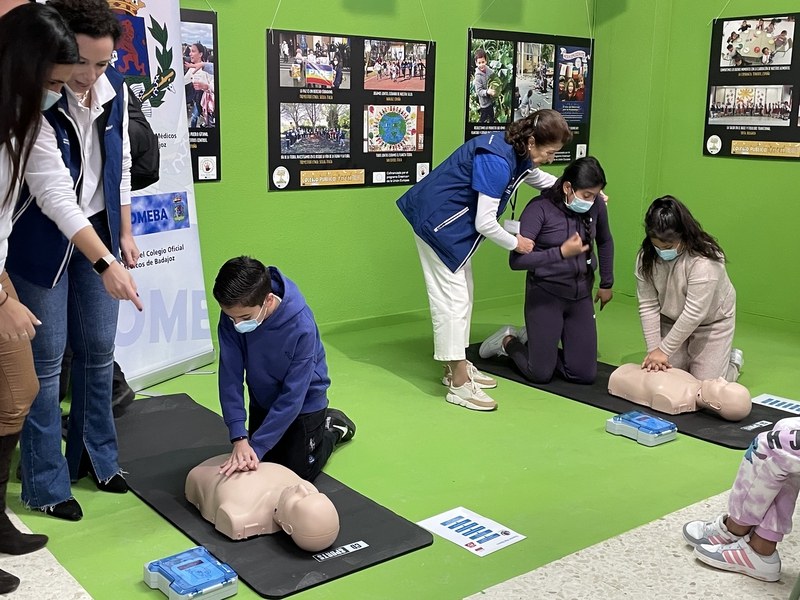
[92,253,116,275]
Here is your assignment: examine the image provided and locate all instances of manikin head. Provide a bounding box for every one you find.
[696,378,751,421]
[274,484,339,552]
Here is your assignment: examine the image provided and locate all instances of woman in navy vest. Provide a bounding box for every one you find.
[397,109,572,411]
[0,2,140,590]
[479,157,614,385]
[7,0,142,521]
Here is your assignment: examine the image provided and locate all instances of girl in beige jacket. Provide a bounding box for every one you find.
[636,196,742,382]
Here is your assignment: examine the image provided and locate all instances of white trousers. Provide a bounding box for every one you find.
[415,235,473,361]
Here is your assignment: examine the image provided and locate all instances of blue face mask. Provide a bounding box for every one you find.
[41,89,62,111]
[231,302,267,334]
[567,191,594,214]
[654,245,679,261]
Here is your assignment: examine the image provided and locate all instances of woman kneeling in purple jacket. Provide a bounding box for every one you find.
[479,157,614,384]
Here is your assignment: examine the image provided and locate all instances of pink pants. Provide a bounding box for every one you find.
[729,417,800,542]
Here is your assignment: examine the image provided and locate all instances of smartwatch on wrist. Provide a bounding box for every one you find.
[231,436,248,443]
[92,253,117,275]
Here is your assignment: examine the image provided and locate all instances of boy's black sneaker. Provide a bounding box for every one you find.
[326,408,355,444]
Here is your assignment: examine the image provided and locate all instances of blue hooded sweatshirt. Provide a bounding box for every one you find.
[217,267,330,459]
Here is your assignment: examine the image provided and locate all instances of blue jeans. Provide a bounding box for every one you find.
[14,213,120,508]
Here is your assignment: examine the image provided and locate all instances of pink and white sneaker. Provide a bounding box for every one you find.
[694,537,781,582]
[682,513,745,548]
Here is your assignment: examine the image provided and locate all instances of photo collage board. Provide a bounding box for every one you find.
[464,28,594,163]
[704,13,799,159]
[267,30,436,191]
[180,9,221,182]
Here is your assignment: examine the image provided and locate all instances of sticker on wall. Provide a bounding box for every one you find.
[272,166,290,189]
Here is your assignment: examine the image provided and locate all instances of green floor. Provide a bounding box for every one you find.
[8,297,800,600]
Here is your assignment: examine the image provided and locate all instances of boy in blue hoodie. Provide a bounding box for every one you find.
[213,256,355,481]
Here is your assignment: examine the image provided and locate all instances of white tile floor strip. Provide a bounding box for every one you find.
[466,492,800,600]
[0,510,92,600]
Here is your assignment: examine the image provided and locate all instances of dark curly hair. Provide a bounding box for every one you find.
[638,195,725,283]
[505,108,572,156]
[47,0,122,42]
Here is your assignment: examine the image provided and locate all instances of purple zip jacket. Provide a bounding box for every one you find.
[509,187,614,300]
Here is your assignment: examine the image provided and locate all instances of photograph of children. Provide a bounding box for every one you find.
[719,17,794,68]
[364,105,424,152]
[181,21,217,128]
[364,39,428,92]
[513,42,555,121]
[278,33,351,89]
[708,85,792,126]
[280,103,351,156]
[467,38,514,123]
[554,45,591,123]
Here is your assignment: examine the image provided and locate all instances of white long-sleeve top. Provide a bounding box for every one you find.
[475,168,558,250]
[62,73,131,215]
[0,128,92,289]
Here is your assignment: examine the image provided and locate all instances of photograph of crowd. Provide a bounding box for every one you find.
[364,105,424,152]
[181,21,216,128]
[467,37,514,124]
[364,39,428,92]
[707,85,793,126]
[513,42,554,120]
[280,103,351,155]
[719,17,794,68]
[278,32,351,89]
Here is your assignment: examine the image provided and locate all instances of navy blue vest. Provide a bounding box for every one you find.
[7,69,126,288]
[397,133,532,272]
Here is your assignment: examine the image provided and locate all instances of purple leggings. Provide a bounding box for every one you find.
[506,284,597,384]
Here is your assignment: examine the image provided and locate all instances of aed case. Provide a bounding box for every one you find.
[606,411,677,446]
[144,546,237,600]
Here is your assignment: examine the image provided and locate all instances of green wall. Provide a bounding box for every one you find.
[593,0,800,324]
[179,0,595,335]
[181,0,800,338]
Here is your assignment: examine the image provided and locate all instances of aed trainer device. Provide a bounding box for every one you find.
[606,411,677,447]
[144,546,238,600]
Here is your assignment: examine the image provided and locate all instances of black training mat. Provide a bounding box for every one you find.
[115,394,433,598]
[467,344,788,450]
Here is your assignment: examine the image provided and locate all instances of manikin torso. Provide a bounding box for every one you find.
[608,363,751,421]
[185,455,339,551]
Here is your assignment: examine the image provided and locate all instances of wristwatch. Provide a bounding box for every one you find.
[92,253,117,275]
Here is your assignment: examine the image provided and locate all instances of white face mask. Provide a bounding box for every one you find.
[41,89,62,111]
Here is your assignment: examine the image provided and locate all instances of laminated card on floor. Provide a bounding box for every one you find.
[417,507,524,557]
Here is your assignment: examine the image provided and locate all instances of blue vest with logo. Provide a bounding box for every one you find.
[396,133,532,272]
[7,69,126,288]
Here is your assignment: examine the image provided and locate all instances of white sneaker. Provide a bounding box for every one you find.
[441,363,497,389]
[446,379,498,411]
[516,326,527,345]
[694,537,781,582]
[479,325,516,359]
[683,514,744,548]
[730,348,744,371]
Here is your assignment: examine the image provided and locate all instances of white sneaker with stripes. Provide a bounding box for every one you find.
[682,513,744,548]
[694,537,781,582]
